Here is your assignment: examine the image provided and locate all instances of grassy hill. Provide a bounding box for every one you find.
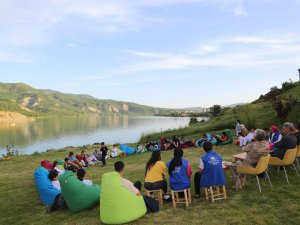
[0,83,166,117]
[140,81,300,142]
[1,144,300,225]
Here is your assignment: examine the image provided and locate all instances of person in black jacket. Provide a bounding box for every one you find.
[271,122,297,159]
[100,142,108,167]
[294,122,300,145]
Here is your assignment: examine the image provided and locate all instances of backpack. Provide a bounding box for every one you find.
[143,196,160,213]
[50,194,66,211]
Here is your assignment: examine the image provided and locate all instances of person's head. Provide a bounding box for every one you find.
[114,161,125,177]
[212,131,216,136]
[250,128,255,132]
[202,133,207,139]
[64,157,70,162]
[81,150,86,154]
[145,151,161,175]
[113,144,117,147]
[69,152,74,157]
[241,128,247,136]
[236,119,241,124]
[203,141,213,152]
[101,142,105,146]
[168,148,184,176]
[52,161,58,169]
[68,165,77,173]
[254,129,266,141]
[271,126,279,133]
[282,122,294,135]
[48,170,58,181]
[77,168,86,180]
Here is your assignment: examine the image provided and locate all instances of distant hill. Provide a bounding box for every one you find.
[0,83,167,117]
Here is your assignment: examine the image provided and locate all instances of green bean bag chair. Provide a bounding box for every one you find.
[117,148,123,157]
[100,172,147,224]
[219,129,233,145]
[59,171,100,212]
[54,159,64,165]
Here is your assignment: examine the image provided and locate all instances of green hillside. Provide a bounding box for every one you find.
[0,83,166,117]
[140,81,300,142]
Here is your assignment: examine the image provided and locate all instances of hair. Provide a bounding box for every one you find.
[145,151,161,176]
[69,152,74,156]
[203,141,213,152]
[81,150,85,154]
[48,170,58,181]
[77,168,86,181]
[294,122,299,130]
[68,165,77,173]
[168,148,183,176]
[101,142,105,145]
[236,119,241,123]
[64,158,69,162]
[113,144,117,147]
[52,161,58,169]
[114,161,125,172]
[254,129,266,141]
[283,122,294,131]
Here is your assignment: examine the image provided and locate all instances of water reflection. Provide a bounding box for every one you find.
[0,116,195,155]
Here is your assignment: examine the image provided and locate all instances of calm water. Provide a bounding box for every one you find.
[0,116,202,155]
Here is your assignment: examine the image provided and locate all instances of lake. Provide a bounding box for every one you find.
[0,116,203,155]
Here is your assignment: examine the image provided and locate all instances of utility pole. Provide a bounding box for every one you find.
[298,68,300,81]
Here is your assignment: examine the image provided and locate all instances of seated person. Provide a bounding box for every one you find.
[93,148,102,161]
[145,140,152,151]
[111,144,119,158]
[246,128,255,143]
[194,141,225,198]
[114,161,141,196]
[144,151,170,200]
[271,122,297,159]
[160,137,171,150]
[48,170,61,190]
[77,168,93,186]
[216,132,228,145]
[172,135,181,148]
[81,150,98,165]
[149,142,159,152]
[269,126,282,144]
[64,158,78,170]
[167,148,192,191]
[237,128,247,147]
[68,152,83,168]
[180,137,193,147]
[137,143,145,154]
[231,129,270,188]
[197,133,208,146]
[52,161,64,174]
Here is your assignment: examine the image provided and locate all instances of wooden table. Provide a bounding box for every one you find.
[232,152,247,161]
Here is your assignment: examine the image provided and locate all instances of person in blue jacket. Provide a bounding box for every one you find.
[194,141,226,198]
[167,148,192,191]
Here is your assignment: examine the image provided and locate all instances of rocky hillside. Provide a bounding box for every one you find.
[0,83,166,117]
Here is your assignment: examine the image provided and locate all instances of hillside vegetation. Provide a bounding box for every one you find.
[140,81,300,142]
[0,83,166,117]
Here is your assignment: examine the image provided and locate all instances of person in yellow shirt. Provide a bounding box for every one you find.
[144,151,170,200]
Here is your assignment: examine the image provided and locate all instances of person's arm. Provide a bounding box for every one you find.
[186,162,192,178]
[198,158,204,174]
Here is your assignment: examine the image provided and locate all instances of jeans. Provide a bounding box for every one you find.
[144,179,168,194]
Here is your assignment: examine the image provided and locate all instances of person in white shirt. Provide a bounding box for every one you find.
[77,168,93,186]
[114,161,141,195]
[246,128,255,143]
[48,170,61,190]
[111,144,118,158]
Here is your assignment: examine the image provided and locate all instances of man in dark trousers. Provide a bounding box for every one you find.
[100,142,108,167]
[271,122,297,159]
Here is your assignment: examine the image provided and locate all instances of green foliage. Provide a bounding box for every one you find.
[189,117,198,126]
[209,104,222,117]
[0,82,166,116]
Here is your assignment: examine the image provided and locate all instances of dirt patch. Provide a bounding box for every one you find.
[0,111,34,122]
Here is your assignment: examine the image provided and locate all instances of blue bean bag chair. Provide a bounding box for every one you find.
[100,172,147,224]
[34,167,61,206]
[120,144,136,156]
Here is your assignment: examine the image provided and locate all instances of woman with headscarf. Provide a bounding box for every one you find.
[269,126,282,150]
[166,148,192,191]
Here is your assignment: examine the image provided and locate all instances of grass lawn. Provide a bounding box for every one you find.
[1,144,300,225]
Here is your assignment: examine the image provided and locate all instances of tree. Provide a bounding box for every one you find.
[189,117,198,126]
[272,97,295,122]
[210,105,222,117]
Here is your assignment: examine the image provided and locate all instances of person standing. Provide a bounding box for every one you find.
[235,120,242,136]
[100,142,108,167]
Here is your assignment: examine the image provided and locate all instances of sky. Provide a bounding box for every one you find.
[0,0,300,108]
